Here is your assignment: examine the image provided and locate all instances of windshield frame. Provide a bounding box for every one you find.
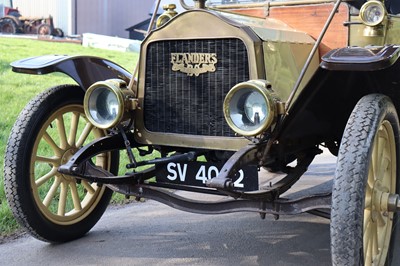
[179,0,363,10]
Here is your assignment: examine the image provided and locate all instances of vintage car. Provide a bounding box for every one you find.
[4,0,400,264]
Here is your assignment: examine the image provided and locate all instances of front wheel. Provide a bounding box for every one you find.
[53,28,64,37]
[331,94,400,265]
[4,85,118,242]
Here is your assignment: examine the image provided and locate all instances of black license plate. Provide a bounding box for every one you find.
[155,161,258,191]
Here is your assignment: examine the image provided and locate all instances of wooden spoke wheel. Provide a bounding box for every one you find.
[331,94,400,265]
[4,85,119,242]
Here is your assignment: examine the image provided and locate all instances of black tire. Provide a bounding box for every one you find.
[4,85,119,243]
[331,94,400,265]
[0,18,17,34]
[53,28,64,37]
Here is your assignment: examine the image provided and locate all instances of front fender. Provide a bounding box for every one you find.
[11,55,132,90]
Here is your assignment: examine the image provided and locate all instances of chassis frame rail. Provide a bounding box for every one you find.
[107,184,332,217]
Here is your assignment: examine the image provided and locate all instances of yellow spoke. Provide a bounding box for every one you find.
[43,176,62,208]
[365,183,373,210]
[364,216,372,239]
[368,225,374,265]
[43,132,63,156]
[367,166,375,192]
[70,182,82,211]
[56,115,68,149]
[371,222,379,261]
[376,156,389,183]
[76,122,94,147]
[82,180,96,194]
[377,215,387,246]
[95,153,107,167]
[375,129,388,181]
[34,155,59,165]
[35,167,58,187]
[377,134,386,163]
[364,219,372,266]
[372,137,378,180]
[57,182,68,216]
[68,112,80,147]
[381,150,392,189]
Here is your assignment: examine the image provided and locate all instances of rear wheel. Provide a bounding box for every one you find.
[0,18,17,34]
[331,94,400,265]
[4,85,118,242]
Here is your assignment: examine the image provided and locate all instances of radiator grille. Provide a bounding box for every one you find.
[144,38,249,137]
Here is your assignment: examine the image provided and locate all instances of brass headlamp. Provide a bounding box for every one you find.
[360,0,386,27]
[223,80,279,137]
[84,79,136,129]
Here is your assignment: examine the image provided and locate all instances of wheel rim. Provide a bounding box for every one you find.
[1,22,14,33]
[30,104,111,225]
[38,25,51,35]
[364,120,396,265]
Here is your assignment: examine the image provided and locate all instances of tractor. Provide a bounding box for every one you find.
[0,0,63,36]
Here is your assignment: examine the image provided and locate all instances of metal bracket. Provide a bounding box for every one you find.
[206,143,260,189]
[58,131,136,175]
[65,160,155,184]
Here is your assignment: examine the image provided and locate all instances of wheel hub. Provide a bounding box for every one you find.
[370,179,400,213]
[60,148,78,181]
[387,193,400,212]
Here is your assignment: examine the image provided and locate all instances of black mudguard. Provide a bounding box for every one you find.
[11,55,132,90]
[321,45,400,71]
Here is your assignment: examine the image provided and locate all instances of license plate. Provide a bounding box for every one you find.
[155,161,258,191]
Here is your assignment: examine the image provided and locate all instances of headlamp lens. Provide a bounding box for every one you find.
[229,89,269,133]
[88,87,120,127]
[244,91,268,124]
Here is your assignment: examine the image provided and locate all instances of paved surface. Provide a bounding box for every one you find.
[0,151,336,266]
